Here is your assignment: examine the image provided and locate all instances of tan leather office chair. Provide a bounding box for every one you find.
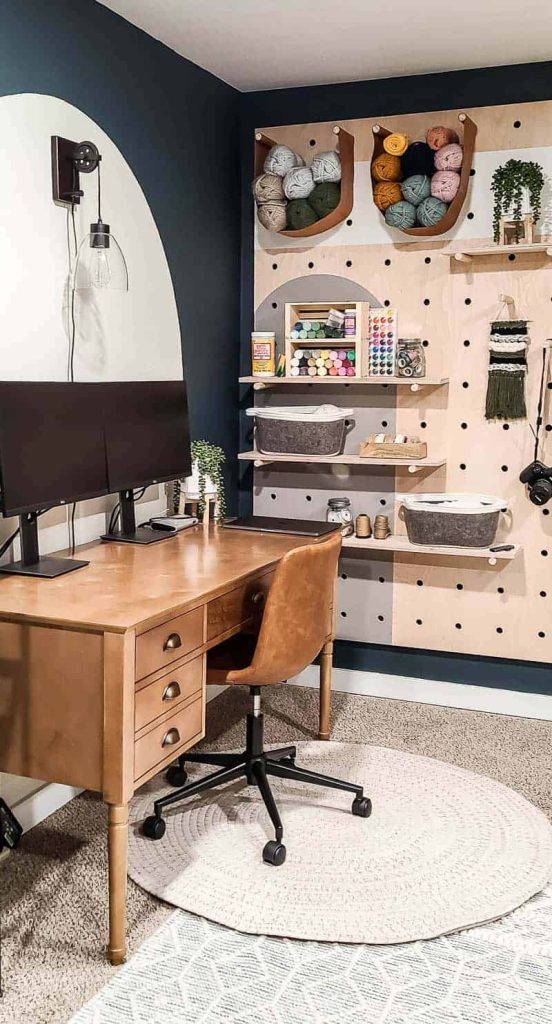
[142,531,372,865]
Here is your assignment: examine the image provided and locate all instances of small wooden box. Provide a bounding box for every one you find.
[284,301,370,378]
[359,435,427,460]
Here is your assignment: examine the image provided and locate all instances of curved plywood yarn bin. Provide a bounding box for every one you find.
[371,113,477,237]
[254,125,354,238]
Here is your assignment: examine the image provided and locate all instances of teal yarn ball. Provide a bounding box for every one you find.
[287,198,319,230]
[384,200,417,229]
[401,174,431,206]
[309,181,340,218]
[417,195,448,227]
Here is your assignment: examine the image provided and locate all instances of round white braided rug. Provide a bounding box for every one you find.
[128,742,552,944]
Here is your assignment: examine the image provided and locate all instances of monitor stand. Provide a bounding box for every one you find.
[0,512,89,579]
[101,490,173,545]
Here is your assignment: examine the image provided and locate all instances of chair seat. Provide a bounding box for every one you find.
[206,632,258,684]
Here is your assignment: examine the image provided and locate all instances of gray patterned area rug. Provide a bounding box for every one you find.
[72,885,552,1023]
[127,743,552,944]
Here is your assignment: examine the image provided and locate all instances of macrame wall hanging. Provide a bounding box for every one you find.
[485,317,529,420]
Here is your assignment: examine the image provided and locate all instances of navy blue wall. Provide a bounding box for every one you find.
[240,63,552,695]
[0,0,241,511]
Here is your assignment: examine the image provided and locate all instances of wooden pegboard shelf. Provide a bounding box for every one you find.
[240,375,449,391]
[239,451,445,472]
[443,242,552,263]
[343,535,520,564]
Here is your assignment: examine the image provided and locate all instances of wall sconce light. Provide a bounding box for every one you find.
[51,136,129,291]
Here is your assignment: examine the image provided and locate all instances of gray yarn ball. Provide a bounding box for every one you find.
[264,144,301,177]
[252,172,285,204]
[311,150,341,183]
[283,166,315,200]
[257,201,287,232]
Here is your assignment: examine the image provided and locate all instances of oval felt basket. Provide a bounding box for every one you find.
[254,125,354,238]
[371,112,477,237]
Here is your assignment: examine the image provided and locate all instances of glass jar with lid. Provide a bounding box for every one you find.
[326,496,354,536]
[396,338,426,378]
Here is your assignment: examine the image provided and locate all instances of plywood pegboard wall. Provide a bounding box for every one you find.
[251,100,552,664]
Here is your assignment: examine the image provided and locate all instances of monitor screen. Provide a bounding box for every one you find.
[104,381,191,492]
[0,382,109,517]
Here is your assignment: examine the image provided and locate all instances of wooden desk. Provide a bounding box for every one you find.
[0,525,334,963]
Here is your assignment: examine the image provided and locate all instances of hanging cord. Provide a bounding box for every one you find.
[531,345,551,460]
[97,160,102,222]
[67,203,79,553]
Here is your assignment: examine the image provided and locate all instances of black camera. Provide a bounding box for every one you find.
[519,460,552,506]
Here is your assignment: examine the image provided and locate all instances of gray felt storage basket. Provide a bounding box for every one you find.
[398,494,507,548]
[247,405,352,457]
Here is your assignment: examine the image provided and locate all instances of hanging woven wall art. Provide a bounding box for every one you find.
[485,319,529,420]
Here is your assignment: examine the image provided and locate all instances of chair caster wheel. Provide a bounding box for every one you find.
[262,840,286,866]
[142,815,166,840]
[352,796,372,818]
[166,765,188,787]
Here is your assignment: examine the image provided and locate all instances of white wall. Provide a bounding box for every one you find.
[0,93,183,811]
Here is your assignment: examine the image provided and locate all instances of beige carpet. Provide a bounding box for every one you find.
[1,684,551,1023]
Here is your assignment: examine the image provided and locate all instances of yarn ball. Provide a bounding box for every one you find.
[373,181,402,211]
[372,152,402,182]
[384,200,417,229]
[401,174,431,206]
[252,172,285,204]
[426,125,460,151]
[283,166,315,200]
[401,142,434,178]
[287,198,319,230]
[431,169,461,203]
[309,181,341,217]
[311,150,341,183]
[263,144,301,177]
[257,201,287,232]
[434,142,463,172]
[383,132,409,157]
[417,195,447,227]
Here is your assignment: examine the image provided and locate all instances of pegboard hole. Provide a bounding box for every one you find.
[462,381,469,389]
[503,423,510,430]
[341,573,348,580]
[470,168,476,176]
[455,623,462,629]
[423,298,430,306]
[346,218,353,226]
[384,258,391,266]
[513,120,521,128]
[541,549,549,556]
[422,339,429,348]
[496,627,503,634]
[345,419,351,426]
[463,339,470,347]
[546,425,552,432]
[305,495,312,501]
[464,297,472,305]
[377,614,384,622]
[416,579,424,587]
[270,493,277,500]
[538,630,546,638]
[508,254,516,262]
[308,261,314,269]
[467,212,474,220]
[381,420,388,427]
[456,583,464,590]
[346,260,352,268]
[379,498,387,506]
[309,138,316,146]
[460,463,467,470]
[501,465,508,473]
[384,299,391,307]
[340,610,347,618]
[420,421,427,429]
[378,576,385,584]
[543,508,550,516]
[540,590,547,597]
[416,618,423,625]
[424,257,431,264]
[271,302,277,309]
[497,586,505,594]
[272,263,278,270]
[461,422,468,429]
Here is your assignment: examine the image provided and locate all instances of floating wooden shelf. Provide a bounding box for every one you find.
[254,125,354,238]
[342,535,520,565]
[371,112,477,238]
[240,375,448,391]
[443,242,552,263]
[239,451,445,472]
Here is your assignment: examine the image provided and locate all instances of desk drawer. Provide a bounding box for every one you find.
[207,572,274,642]
[135,655,204,733]
[134,698,203,781]
[135,606,204,681]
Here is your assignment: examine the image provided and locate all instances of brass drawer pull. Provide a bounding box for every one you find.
[162,681,181,701]
[251,591,265,605]
[163,632,182,651]
[162,727,180,747]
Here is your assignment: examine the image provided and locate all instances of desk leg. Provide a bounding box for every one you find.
[107,803,128,965]
[319,639,333,740]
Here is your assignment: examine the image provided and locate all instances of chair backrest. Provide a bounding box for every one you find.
[243,530,342,685]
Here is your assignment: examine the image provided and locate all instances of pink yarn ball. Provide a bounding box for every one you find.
[434,142,463,171]
[431,170,461,203]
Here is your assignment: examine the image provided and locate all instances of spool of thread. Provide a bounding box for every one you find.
[384,200,417,229]
[417,195,447,227]
[252,173,285,204]
[401,142,434,178]
[355,514,372,538]
[263,144,301,177]
[372,152,402,182]
[287,198,319,230]
[373,181,402,211]
[401,174,431,206]
[257,202,287,232]
[311,150,341,183]
[309,181,341,218]
[373,514,391,540]
[434,142,463,172]
[431,169,460,203]
[426,125,460,151]
[283,166,315,199]
[383,132,409,157]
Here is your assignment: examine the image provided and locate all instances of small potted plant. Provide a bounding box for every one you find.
[491,159,544,243]
[178,440,226,523]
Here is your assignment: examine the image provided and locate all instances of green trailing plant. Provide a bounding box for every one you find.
[190,440,226,522]
[491,159,544,242]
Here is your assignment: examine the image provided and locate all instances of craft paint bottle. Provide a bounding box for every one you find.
[251,332,275,376]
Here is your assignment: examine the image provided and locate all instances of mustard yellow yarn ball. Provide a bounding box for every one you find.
[383,132,409,157]
[373,181,402,211]
[372,152,402,182]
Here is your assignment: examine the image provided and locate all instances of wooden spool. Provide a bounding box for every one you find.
[371,113,477,237]
[254,125,354,238]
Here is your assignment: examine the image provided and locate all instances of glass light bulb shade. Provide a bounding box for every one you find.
[74,226,129,292]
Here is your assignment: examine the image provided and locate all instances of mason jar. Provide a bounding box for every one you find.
[326,496,354,536]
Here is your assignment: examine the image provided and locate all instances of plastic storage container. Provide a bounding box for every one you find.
[247,405,353,456]
[397,493,508,548]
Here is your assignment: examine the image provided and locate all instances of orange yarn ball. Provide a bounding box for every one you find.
[373,181,402,211]
[372,152,401,182]
[426,125,459,151]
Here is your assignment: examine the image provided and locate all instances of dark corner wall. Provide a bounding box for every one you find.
[0,0,242,511]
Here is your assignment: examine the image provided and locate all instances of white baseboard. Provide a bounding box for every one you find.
[290,666,552,721]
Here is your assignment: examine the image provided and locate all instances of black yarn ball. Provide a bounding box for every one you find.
[401,142,435,178]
